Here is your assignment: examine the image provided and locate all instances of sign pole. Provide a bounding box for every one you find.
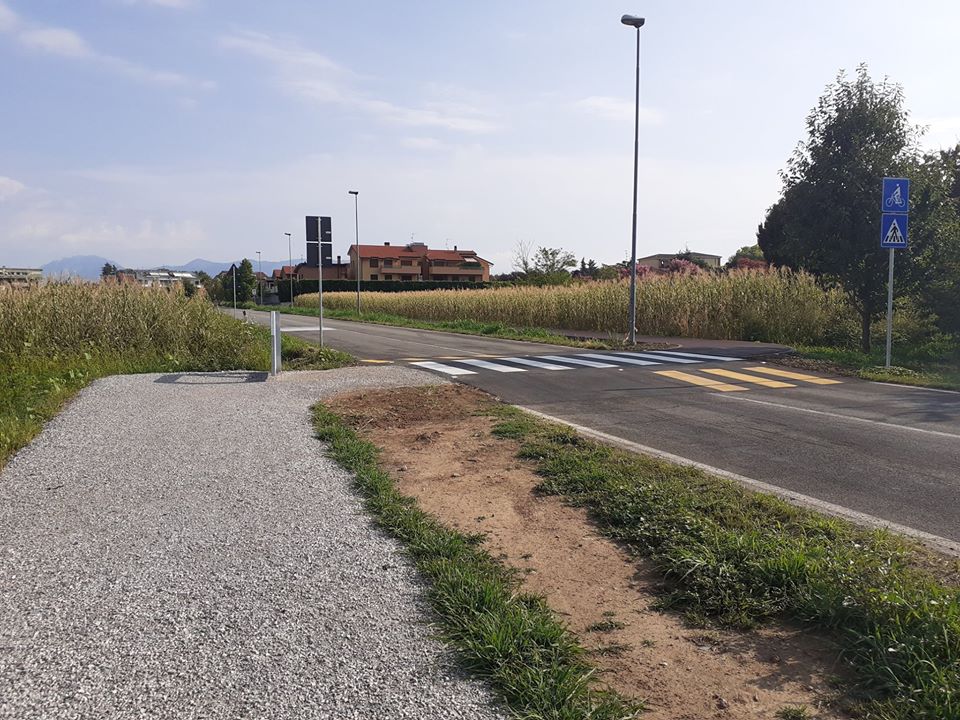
[318,248,324,350]
[885,247,895,369]
[880,177,910,369]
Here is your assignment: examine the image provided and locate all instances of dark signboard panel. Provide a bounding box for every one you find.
[305,215,333,267]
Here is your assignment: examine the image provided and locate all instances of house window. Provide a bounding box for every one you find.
[369,258,379,268]
[402,275,412,281]
[400,260,412,267]
[383,259,394,267]
[384,274,393,280]
[370,274,378,280]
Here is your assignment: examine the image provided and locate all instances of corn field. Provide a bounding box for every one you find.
[0,282,267,370]
[299,268,854,345]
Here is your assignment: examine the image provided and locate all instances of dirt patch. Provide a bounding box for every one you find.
[327,385,850,719]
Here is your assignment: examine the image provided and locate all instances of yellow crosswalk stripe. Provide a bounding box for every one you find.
[702,368,795,388]
[743,366,842,385]
[655,370,747,392]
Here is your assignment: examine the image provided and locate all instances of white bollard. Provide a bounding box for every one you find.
[270,310,281,376]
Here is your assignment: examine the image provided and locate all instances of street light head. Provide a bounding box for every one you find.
[621,14,645,28]
[348,190,359,196]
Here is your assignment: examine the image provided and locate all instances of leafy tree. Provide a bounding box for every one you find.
[234,259,257,302]
[725,244,764,268]
[595,264,621,281]
[532,247,576,275]
[757,65,932,351]
[101,263,118,278]
[181,278,197,297]
[911,145,960,334]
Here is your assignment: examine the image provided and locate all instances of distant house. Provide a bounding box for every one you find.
[346,242,491,282]
[116,269,201,288]
[637,252,722,270]
[0,267,42,286]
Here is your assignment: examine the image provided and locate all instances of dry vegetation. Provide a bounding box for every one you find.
[301,269,851,345]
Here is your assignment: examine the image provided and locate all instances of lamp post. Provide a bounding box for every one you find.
[285,232,293,308]
[256,250,261,306]
[348,190,360,315]
[621,13,645,346]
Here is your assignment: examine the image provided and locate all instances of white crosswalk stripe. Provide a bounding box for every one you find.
[612,351,701,364]
[458,358,526,373]
[646,351,742,362]
[499,357,571,370]
[538,355,618,368]
[578,353,660,366]
[410,361,476,376]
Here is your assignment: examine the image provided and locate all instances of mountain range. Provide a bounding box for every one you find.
[40,256,294,281]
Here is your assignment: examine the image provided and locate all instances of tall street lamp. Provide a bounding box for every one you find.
[285,232,293,308]
[348,190,360,315]
[621,13,645,346]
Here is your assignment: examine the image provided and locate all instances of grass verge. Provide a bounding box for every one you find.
[0,334,353,471]
[487,406,959,719]
[789,343,960,391]
[311,403,641,720]
[246,304,617,349]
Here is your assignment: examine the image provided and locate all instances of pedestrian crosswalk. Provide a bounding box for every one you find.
[409,350,740,376]
[406,351,842,393]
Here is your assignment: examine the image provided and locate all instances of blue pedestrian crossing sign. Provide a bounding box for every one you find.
[881,213,908,248]
[882,177,910,213]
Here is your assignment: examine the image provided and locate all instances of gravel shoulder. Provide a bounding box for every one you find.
[0,367,504,719]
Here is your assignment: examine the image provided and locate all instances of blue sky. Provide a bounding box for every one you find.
[1,0,958,271]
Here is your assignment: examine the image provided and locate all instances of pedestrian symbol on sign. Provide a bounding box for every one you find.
[880,213,908,249]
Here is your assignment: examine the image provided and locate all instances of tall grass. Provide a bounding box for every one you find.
[301,268,853,345]
[0,282,269,468]
[1,282,267,368]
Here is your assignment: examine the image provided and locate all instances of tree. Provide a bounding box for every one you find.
[101,263,118,278]
[910,145,960,334]
[513,239,534,275]
[182,278,197,297]
[532,247,576,275]
[233,259,257,303]
[725,244,764,268]
[757,65,930,351]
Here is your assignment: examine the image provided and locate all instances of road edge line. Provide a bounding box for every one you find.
[514,405,960,558]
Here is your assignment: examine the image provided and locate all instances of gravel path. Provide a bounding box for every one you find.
[0,367,505,719]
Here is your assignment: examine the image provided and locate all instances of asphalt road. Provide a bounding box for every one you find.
[243,308,960,549]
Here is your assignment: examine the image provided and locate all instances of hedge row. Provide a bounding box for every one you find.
[277,279,492,302]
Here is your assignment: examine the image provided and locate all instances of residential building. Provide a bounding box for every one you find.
[346,242,491,282]
[636,252,722,269]
[0,267,42,286]
[116,269,201,288]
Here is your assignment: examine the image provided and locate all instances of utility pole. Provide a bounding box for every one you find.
[232,265,237,318]
[621,14,645,346]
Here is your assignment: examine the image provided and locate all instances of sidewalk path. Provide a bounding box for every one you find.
[0,368,504,719]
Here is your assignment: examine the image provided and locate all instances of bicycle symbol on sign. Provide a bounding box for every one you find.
[885,184,905,209]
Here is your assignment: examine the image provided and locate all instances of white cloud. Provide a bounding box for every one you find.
[0,175,26,200]
[1,3,209,90]
[19,27,91,58]
[0,1,17,32]
[221,31,499,134]
[575,96,664,125]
